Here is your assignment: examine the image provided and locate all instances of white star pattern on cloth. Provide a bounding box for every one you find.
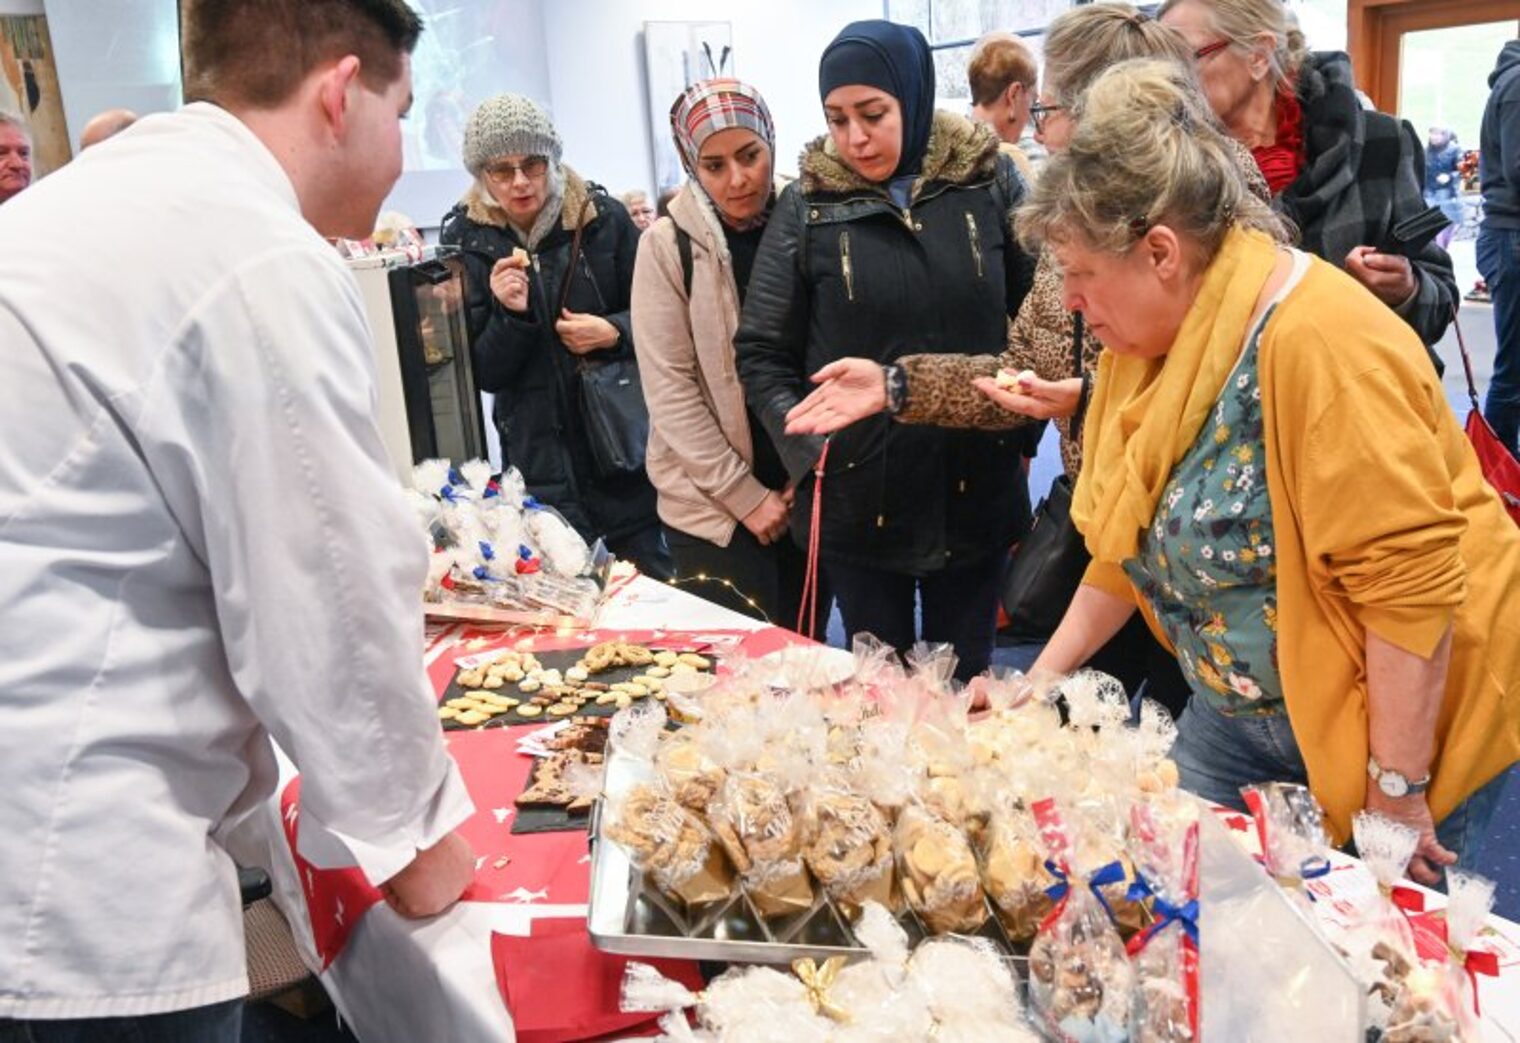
[305,868,315,893]
[493,807,514,824]
[476,856,488,872]
[503,886,548,904]
[284,803,299,827]
[334,897,345,926]
[578,854,592,865]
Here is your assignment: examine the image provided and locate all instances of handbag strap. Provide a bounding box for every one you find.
[797,440,831,641]
[556,196,595,319]
[1450,303,1481,413]
[1069,312,1091,441]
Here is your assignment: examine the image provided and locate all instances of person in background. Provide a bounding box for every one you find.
[656,185,680,219]
[633,79,820,628]
[0,110,32,204]
[0,1,477,1038]
[78,108,138,149]
[440,94,672,578]
[1478,37,1520,458]
[1425,126,1464,249]
[966,31,1038,181]
[1023,58,1517,883]
[786,4,1257,715]
[621,188,657,232]
[736,20,1037,679]
[1161,0,1460,355]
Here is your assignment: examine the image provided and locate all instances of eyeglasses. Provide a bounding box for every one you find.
[1193,39,1232,61]
[1029,102,1066,134]
[485,156,550,184]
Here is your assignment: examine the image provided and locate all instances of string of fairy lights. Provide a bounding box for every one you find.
[664,572,773,626]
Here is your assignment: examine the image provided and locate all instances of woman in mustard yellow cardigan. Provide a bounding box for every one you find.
[1023,60,1519,885]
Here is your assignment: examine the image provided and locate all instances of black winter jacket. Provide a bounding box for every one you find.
[1480,40,1520,230]
[736,112,1038,576]
[1280,52,1459,351]
[440,169,658,542]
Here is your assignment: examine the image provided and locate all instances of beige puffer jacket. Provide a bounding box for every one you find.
[631,184,772,546]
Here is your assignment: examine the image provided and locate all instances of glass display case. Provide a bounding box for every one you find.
[347,245,490,481]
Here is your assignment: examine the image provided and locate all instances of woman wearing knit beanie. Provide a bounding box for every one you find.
[441,93,671,579]
[630,79,825,628]
[732,20,1038,678]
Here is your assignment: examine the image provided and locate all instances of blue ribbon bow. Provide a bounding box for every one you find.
[522,495,543,511]
[447,467,465,487]
[439,484,458,502]
[1127,875,1200,945]
[1044,859,1127,927]
[518,544,535,561]
[478,541,495,561]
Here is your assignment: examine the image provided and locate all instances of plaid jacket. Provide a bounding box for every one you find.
[1281,52,1459,352]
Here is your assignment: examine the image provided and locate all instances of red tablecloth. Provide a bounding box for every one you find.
[493,919,703,1042]
[281,625,812,968]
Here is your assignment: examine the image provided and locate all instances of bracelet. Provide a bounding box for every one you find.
[883,363,909,415]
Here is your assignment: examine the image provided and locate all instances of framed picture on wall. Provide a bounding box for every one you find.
[1,4,70,177]
[643,20,734,195]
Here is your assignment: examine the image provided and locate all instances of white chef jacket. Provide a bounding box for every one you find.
[0,103,473,1019]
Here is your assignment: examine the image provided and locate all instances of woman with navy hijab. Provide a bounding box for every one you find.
[736,20,1038,679]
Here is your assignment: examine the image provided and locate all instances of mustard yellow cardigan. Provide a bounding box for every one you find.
[1084,258,1520,843]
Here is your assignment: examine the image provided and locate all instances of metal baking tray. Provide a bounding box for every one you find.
[586,748,1030,967]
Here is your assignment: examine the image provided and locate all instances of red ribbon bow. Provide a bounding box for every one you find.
[1420,916,1500,1015]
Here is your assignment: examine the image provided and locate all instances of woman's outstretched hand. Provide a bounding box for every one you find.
[785,358,887,435]
[971,371,1083,420]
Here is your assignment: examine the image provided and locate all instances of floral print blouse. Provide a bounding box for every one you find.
[1123,291,1299,717]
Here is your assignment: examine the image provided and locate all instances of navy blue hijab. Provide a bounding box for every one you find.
[818,20,935,181]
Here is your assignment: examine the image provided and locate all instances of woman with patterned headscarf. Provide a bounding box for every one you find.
[631,79,818,625]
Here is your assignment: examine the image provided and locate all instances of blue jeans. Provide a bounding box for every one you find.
[1477,226,1520,457]
[0,1000,241,1043]
[1173,694,1508,872]
[825,552,1002,681]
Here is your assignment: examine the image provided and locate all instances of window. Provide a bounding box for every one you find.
[888,0,1064,112]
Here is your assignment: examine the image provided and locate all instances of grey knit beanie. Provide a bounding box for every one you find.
[461,93,562,175]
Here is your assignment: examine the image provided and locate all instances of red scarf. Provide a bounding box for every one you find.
[1251,86,1305,195]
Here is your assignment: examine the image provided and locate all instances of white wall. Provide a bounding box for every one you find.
[26,0,888,224]
[0,0,179,156]
[385,0,554,226]
[540,0,886,201]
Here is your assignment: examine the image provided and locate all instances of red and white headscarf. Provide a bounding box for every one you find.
[668,78,775,180]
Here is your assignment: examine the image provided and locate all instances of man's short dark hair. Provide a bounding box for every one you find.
[182,0,423,109]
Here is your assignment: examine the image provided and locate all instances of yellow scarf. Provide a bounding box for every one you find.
[1072,226,1281,564]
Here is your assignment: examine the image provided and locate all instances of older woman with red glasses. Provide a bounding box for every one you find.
[1159,0,1459,357]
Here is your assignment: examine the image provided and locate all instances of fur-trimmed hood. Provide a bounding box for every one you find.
[798,110,1001,199]
[459,164,597,233]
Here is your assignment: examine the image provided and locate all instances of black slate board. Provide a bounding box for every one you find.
[439,645,714,730]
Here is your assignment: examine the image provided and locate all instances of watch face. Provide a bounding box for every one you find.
[1379,772,1410,799]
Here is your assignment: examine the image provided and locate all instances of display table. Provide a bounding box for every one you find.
[227,575,1520,1042]
[228,575,783,1042]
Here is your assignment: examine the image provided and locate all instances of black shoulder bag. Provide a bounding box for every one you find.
[998,314,1093,639]
[560,197,650,479]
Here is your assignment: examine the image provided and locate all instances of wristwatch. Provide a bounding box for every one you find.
[883,363,909,415]
[1367,755,1431,798]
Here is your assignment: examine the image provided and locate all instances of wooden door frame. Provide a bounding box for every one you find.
[1349,0,1519,111]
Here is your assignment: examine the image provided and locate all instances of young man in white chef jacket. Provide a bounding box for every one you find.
[0,1,476,1038]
